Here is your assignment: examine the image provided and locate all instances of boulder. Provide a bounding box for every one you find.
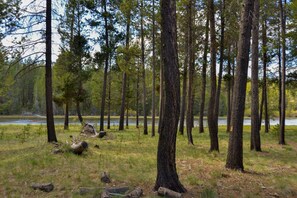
[81,123,97,136]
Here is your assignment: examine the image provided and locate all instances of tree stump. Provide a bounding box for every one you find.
[99,131,107,138]
[71,141,88,155]
[31,183,54,192]
[157,187,183,198]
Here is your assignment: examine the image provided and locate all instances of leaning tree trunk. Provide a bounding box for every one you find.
[226,0,254,171]
[199,12,209,134]
[151,0,156,137]
[99,0,109,132]
[154,0,186,193]
[45,0,57,142]
[186,0,194,145]
[141,0,148,135]
[207,0,219,152]
[279,0,286,145]
[250,0,261,151]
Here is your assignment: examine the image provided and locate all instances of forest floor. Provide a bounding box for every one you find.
[0,124,296,198]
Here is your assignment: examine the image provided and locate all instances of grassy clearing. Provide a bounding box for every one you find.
[0,125,296,197]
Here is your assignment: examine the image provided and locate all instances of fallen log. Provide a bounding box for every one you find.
[106,186,129,194]
[125,187,143,198]
[31,183,54,192]
[157,187,183,198]
[71,141,88,155]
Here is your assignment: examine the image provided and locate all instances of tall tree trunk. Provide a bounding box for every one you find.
[279,0,286,145]
[107,70,111,129]
[178,32,188,135]
[126,77,129,129]
[199,11,209,133]
[226,0,254,171]
[64,102,69,130]
[250,0,261,151]
[136,63,140,128]
[99,0,109,132]
[262,19,269,133]
[226,45,232,132]
[119,14,130,131]
[207,0,219,152]
[278,23,282,129]
[186,0,194,145]
[45,0,57,142]
[154,0,186,192]
[141,0,148,135]
[151,0,156,137]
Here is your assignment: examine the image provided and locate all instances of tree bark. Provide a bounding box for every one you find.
[126,77,129,129]
[158,45,164,134]
[154,0,186,192]
[250,0,261,151]
[99,0,109,132]
[76,100,83,124]
[178,31,188,135]
[199,11,209,134]
[107,69,111,129]
[119,13,130,131]
[226,45,232,132]
[151,0,156,137]
[186,0,194,145]
[262,18,269,133]
[136,63,140,128]
[279,0,286,145]
[207,0,219,152]
[45,0,57,142]
[141,0,148,135]
[226,0,254,171]
[64,101,69,130]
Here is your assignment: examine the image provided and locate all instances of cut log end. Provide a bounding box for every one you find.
[71,141,88,155]
[125,187,143,198]
[157,187,183,198]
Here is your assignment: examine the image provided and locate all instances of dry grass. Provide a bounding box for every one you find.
[0,124,296,197]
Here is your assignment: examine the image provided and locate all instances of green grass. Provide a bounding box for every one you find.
[0,125,296,197]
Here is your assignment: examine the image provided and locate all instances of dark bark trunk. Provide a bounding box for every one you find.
[151,0,156,137]
[250,0,261,151]
[207,0,219,152]
[64,102,69,130]
[46,0,57,142]
[154,0,186,192]
[199,12,209,134]
[262,19,269,133]
[107,67,111,129]
[141,0,148,135]
[226,0,254,171]
[226,45,232,132]
[186,0,194,144]
[136,64,140,128]
[119,14,130,131]
[99,0,109,132]
[278,24,282,130]
[126,77,129,129]
[76,100,83,124]
[279,0,286,145]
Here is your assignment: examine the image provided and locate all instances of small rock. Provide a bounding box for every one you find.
[126,187,143,198]
[31,183,54,192]
[94,145,100,149]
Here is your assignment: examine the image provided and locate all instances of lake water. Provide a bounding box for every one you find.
[0,116,297,126]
